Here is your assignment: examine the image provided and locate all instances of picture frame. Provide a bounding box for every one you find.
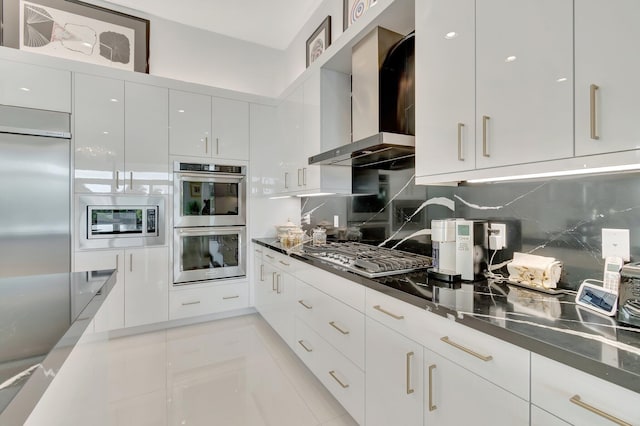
[190,183,201,198]
[0,0,150,73]
[343,0,377,31]
[306,15,331,68]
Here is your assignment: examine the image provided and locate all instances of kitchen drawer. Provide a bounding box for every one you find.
[365,288,529,400]
[169,282,248,320]
[295,280,365,369]
[262,248,304,273]
[296,263,365,312]
[294,319,365,425]
[531,353,639,426]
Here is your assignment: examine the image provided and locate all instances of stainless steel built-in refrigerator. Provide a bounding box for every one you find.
[0,105,71,278]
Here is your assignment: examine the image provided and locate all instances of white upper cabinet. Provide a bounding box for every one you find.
[0,59,71,112]
[416,0,476,177]
[277,84,304,193]
[212,97,249,160]
[249,103,283,197]
[475,0,573,168]
[169,90,211,157]
[575,0,640,155]
[74,73,125,193]
[124,82,169,195]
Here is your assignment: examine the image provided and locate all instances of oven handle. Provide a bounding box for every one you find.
[175,226,246,237]
[175,172,245,182]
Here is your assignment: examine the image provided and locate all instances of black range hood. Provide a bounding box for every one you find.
[309,27,415,170]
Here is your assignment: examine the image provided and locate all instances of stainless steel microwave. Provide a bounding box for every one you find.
[76,195,166,249]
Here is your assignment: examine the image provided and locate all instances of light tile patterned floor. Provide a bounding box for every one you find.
[105,314,358,426]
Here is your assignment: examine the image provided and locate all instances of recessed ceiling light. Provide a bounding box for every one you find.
[505,56,517,63]
[445,31,458,40]
[103,131,109,135]
[20,87,30,91]
[178,109,185,113]
[110,98,119,102]
[556,77,568,83]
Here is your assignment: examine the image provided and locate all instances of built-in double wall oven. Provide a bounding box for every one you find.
[172,162,246,285]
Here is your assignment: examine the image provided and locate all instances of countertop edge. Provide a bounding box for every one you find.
[0,270,118,425]
[253,238,640,394]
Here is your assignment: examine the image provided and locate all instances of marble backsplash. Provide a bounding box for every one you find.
[300,170,640,290]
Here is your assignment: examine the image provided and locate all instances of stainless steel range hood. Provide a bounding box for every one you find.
[309,27,415,170]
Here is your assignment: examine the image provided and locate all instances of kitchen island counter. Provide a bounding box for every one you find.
[253,238,640,394]
[0,270,116,425]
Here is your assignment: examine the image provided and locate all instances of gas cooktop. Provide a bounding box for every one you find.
[303,242,432,278]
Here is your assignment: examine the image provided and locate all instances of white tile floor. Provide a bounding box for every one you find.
[105,314,358,426]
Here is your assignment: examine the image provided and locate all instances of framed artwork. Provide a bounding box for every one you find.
[190,183,201,197]
[0,0,150,72]
[343,0,378,31]
[306,15,331,68]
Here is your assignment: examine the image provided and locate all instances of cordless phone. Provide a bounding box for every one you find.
[603,256,623,293]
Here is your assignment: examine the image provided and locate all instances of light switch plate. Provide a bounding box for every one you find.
[602,228,630,261]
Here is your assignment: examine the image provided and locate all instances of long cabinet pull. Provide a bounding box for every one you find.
[115,170,120,188]
[457,122,464,161]
[279,260,290,266]
[297,168,302,186]
[373,305,404,320]
[259,264,264,281]
[272,272,277,291]
[298,300,313,309]
[182,301,201,306]
[570,395,630,426]
[329,371,349,389]
[428,364,437,411]
[440,336,493,362]
[205,136,208,153]
[276,274,281,294]
[115,254,119,272]
[590,84,600,140]
[215,137,219,155]
[129,253,133,272]
[255,249,263,254]
[329,321,350,335]
[482,115,490,157]
[222,295,239,300]
[302,168,307,185]
[265,254,274,259]
[284,172,289,189]
[130,172,133,189]
[298,340,313,353]
[406,351,415,395]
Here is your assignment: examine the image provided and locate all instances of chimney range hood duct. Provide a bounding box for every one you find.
[308,27,415,170]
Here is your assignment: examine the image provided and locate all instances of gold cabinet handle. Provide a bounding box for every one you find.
[265,254,274,259]
[215,137,219,155]
[406,351,415,394]
[297,168,302,186]
[115,254,119,272]
[373,305,404,320]
[590,84,600,140]
[222,295,239,300]
[298,300,313,310]
[428,364,437,411]
[279,260,290,266]
[260,264,264,281]
[276,274,281,294]
[130,171,133,189]
[329,321,350,335]
[129,253,133,272]
[302,168,307,185]
[329,370,349,389]
[482,115,490,157]
[298,340,313,353]
[457,122,464,161]
[284,172,289,189]
[440,336,493,362]
[205,136,208,153]
[182,301,201,306]
[272,272,277,291]
[570,395,630,426]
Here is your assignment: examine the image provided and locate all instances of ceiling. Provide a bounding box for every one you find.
[104,0,324,50]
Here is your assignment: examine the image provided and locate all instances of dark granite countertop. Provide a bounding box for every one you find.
[253,238,640,394]
[0,270,117,424]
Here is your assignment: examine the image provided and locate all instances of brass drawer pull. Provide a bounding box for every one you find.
[482,115,490,157]
[272,272,277,291]
[222,295,239,300]
[440,336,493,362]
[570,395,630,426]
[255,249,263,253]
[298,340,313,353]
[329,370,349,389]
[406,351,414,394]
[590,84,600,140]
[181,301,201,306]
[428,364,437,411]
[279,260,290,266]
[298,300,313,310]
[329,321,350,335]
[457,122,464,161]
[260,264,264,281]
[373,305,404,320]
[265,254,274,259]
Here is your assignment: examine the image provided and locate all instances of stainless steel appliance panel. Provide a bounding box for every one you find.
[173,171,246,228]
[0,133,70,278]
[87,205,159,238]
[76,195,166,249]
[173,226,246,285]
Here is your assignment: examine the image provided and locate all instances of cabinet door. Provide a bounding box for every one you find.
[575,0,640,155]
[74,250,124,332]
[302,71,320,190]
[277,85,303,193]
[424,348,529,425]
[74,74,125,193]
[169,90,211,157]
[249,104,282,196]
[212,97,249,160]
[124,82,169,195]
[0,60,71,112]
[365,318,423,426]
[124,247,168,328]
[416,0,475,177]
[475,0,573,168]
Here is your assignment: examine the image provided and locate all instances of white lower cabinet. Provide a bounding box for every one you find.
[365,317,424,426]
[169,281,248,320]
[74,247,169,331]
[255,259,296,348]
[531,353,639,425]
[424,348,529,425]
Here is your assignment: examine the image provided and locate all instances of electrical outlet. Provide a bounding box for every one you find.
[602,228,630,261]
[489,223,507,250]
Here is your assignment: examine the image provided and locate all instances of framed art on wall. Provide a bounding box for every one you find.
[0,0,150,72]
[343,0,378,30]
[306,15,331,68]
